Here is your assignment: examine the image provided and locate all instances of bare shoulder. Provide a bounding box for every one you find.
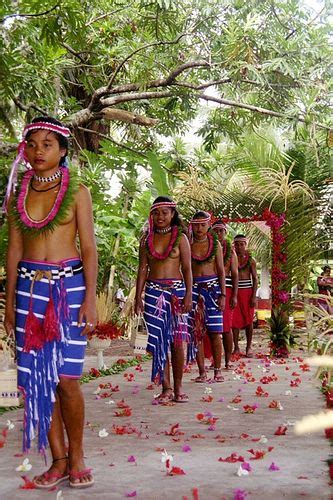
[74,184,92,207]
[180,232,190,246]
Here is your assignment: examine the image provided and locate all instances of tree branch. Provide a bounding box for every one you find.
[86,5,134,26]
[199,93,331,130]
[77,126,146,157]
[100,90,172,107]
[12,97,47,116]
[0,4,59,23]
[61,43,87,64]
[106,32,192,89]
[101,108,159,126]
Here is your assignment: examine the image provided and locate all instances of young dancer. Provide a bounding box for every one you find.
[134,196,192,403]
[232,234,258,357]
[212,219,238,369]
[4,117,97,488]
[189,211,225,382]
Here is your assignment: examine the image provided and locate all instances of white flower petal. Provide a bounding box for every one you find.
[236,465,249,476]
[98,428,109,437]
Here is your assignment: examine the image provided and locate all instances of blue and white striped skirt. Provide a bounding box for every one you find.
[15,258,86,454]
[144,279,189,383]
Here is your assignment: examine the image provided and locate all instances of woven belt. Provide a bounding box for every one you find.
[238,279,253,289]
[146,280,184,291]
[225,277,233,288]
[17,263,83,281]
[194,277,219,290]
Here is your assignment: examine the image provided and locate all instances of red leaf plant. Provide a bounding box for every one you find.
[88,321,123,340]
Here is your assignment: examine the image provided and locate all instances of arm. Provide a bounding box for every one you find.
[134,236,149,315]
[76,185,98,334]
[250,259,258,308]
[215,242,226,311]
[179,234,192,313]
[230,250,239,308]
[4,206,24,340]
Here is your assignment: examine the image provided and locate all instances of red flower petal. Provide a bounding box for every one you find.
[169,466,186,475]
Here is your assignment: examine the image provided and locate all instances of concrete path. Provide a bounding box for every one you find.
[0,340,331,500]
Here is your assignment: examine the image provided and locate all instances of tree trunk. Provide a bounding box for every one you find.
[106,193,129,312]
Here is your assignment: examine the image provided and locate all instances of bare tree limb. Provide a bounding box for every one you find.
[86,5,134,26]
[106,33,193,89]
[61,43,87,64]
[100,90,172,106]
[101,107,159,126]
[0,4,59,23]
[77,126,146,157]
[199,93,331,130]
[12,97,47,116]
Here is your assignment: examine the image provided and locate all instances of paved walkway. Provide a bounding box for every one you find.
[0,339,331,499]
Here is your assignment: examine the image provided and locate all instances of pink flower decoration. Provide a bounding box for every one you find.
[125,491,137,497]
[269,462,280,471]
[241,462,252,472]
[127,455,136,463]
[182,444,192,452]
[233,488,248,500]
[277,291,289,303]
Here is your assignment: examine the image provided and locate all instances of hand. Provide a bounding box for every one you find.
[250,296,256,308]
[4,307,15,343]
[218,295,226,312]
[230,294,237,309]
[78,300,97,336]
[182,293,192,313]
[134,297,144,315]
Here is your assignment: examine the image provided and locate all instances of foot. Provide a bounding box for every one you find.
[173,393,189,403]
[214,368,224,382]
[245,349,254,358]
[69,455,94,488]
[224,364,234,370]
[33,457,68,489]
[155,388,174,403]
[232,348,240,355]
[194,373,207,383]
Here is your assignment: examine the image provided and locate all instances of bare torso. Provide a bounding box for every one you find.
[146,233,183,280]
[191,240,218,277]
[22,183,80,262]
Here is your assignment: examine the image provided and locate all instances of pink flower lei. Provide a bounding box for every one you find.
[147,225,181,260]
[191,231,216,262]
[17,167,70,229]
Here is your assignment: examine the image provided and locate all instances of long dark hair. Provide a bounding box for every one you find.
[26,116,69,167]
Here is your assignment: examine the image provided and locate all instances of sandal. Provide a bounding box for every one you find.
[155,390,174,404]
[245,350,254,358]
[173,393,189,403]
[194,374,207,383]
[214,369,224,382]
[69,468,94,489]
[33,457,69,489]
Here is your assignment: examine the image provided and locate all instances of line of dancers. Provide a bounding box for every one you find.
[135,196,258,403]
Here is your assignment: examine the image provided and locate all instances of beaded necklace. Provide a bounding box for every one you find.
[191,231,218,264]
[147,225,182,260]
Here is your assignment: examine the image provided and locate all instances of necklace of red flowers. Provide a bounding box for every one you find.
[147,225,182,260]
[238,251,252,270]
[191,231,218,263]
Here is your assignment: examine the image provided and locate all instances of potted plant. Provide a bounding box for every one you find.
[88,292,123,368]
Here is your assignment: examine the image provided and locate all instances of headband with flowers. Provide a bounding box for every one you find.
[2,121,71,215]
